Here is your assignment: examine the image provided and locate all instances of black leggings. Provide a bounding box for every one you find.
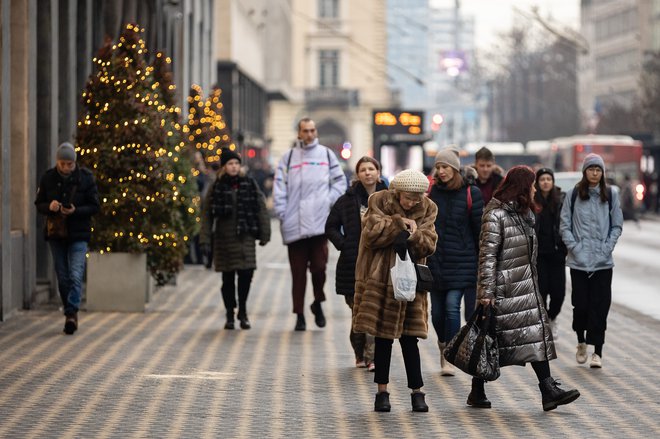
[374,336,423,390]
[221,269,254,315]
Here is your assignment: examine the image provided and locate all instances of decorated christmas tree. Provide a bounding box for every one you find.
[76,23,198,284]
[184,84,235,164]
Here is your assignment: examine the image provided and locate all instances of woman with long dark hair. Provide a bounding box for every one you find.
[200,149,271,330]
[468,166,579,412]
[534,168,567,339]
[560,154,623,369]
[326,156,388,371]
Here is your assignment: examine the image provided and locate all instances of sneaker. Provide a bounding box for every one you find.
[576,343,587,364]
[367,362,376,372]
[355,360,367,368]
[589,353,602,368]
[440,361,456,377]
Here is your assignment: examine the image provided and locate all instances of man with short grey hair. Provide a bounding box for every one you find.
[35,142,100,334]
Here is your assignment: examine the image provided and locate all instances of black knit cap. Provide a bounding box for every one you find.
[536,167,554,182]
[220,148,241,167]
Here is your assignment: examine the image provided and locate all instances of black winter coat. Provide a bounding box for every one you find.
[427,181,483,291]
[35,166,100,242]
[534,188,567,260]
[325,181,387,295]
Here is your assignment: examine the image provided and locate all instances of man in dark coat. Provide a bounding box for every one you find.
[35,142,100,334]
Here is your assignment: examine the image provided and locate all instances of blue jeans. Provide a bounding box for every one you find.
[430,289,463,343]
[49,240,88,316]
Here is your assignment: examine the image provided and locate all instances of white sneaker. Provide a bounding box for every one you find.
[576,343,588,364]
[590,353,602,368]
[550,319,558,340]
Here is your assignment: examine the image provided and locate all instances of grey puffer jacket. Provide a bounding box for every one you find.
[478,199,556,367]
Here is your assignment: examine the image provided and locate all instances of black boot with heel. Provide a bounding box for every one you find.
[467,377,491,408]
[538,377,580,411]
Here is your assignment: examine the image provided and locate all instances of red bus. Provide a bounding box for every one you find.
[528,134,645,203]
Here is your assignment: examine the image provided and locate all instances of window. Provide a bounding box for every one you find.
[318,0,339,19]
[319,50,339,87]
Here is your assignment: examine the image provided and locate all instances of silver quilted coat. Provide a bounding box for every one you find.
[478,199,556,367]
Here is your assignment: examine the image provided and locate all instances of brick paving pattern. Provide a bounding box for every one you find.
[1,222,659,438]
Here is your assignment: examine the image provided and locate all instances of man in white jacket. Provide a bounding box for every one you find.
[273,118,348,331]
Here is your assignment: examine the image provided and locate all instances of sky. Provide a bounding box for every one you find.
[430,0,581,50]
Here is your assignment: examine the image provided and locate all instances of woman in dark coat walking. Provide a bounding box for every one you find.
[427,149,483,376]
[200,149,271,330]
[468,166,579,412]
[326,156,387,371]
[534,168,567,339]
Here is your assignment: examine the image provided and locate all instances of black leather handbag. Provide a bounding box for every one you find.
[444,304,500,381]
[414,263,434,292]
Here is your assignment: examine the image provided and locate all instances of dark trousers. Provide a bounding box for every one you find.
[287,236,328,314]
[570,268,612,346]
[344,296,375,363]
[374,336,424,390]
[538,254,566,320]
[221,269,254,317]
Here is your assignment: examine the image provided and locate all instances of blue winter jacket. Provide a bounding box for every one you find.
[559,186,623,272]
[427,182,484,290]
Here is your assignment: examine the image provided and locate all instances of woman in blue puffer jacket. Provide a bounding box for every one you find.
[560,153,623,369]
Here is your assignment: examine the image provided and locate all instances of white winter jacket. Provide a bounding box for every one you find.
[273,139,347,244]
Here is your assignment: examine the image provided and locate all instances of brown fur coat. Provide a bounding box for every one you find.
[352,190,438,339]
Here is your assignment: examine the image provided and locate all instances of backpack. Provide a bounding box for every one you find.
[569,185,612,230]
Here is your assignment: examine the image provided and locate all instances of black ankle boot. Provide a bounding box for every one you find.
[295,313,306,331]
[538,377,580,411]
[374,391,391,412]
[467,377,491,408]
[310,301,326,328]
[224,311,235,330]
[411,391,429,412]
[238,311,251,330]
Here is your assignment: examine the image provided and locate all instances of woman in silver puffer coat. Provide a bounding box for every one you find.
[468,166,580,412]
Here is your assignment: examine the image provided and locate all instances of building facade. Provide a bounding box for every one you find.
[266,0,394,167]
[578,0,659,122]
[0,0,214,321]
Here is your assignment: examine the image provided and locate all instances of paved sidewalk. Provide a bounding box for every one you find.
[1,223,659,438]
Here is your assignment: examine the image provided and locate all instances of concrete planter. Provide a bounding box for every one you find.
[86,252,153,312]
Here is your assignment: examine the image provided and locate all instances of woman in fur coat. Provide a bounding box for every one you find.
[352,169,438,413]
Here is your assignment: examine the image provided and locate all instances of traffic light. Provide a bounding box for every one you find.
[340,141,352,160]
[431,113,444,131]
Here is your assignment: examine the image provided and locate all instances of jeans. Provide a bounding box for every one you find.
[430,289,463,343]
[49,240,88,316]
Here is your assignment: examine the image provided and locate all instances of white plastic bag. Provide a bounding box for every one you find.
[390,250,417,302]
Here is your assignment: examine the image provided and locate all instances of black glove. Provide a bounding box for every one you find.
[259,240,268,246]
[392,230,410,260]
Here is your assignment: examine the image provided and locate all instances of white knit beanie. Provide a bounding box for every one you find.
[390,169,429,193]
